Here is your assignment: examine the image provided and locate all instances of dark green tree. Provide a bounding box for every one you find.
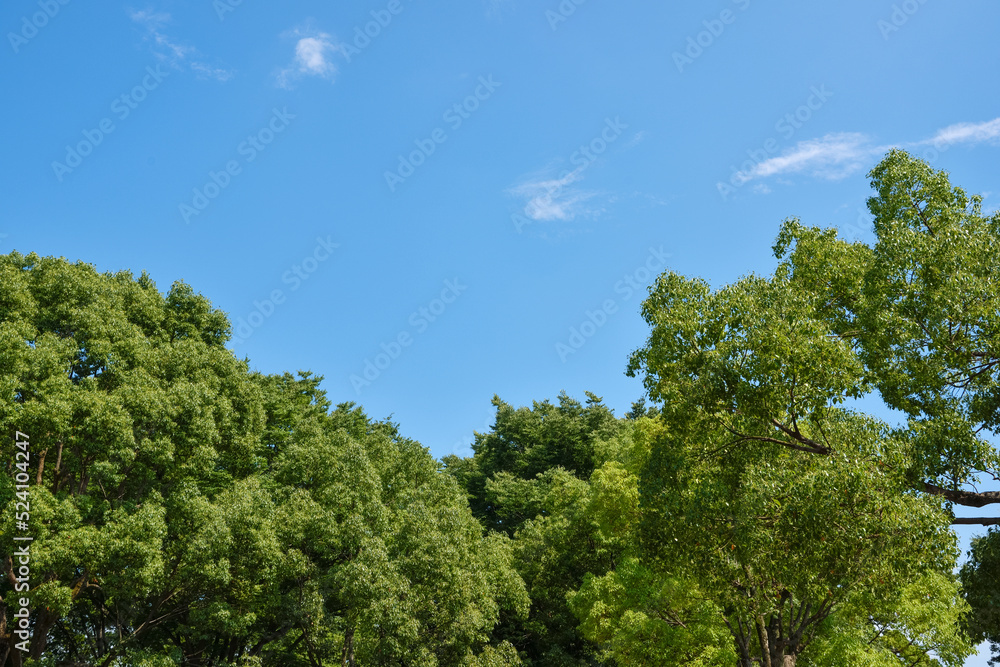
[443,393,627,665]
[961,528,1000,663]
[0,252,527,666]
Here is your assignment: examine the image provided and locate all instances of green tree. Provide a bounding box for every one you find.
[960,528,1000,662]
[444,393,627,664]
[0,253,266,665]
[569,418,735,666]
[622,151,979,665]
[766,150,1000,516]
[0,253,527,666]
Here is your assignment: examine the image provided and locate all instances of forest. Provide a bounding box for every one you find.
[1,151,998,665]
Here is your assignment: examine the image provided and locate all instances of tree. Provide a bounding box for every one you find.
[443,393,627,664]
[0,252,527,666]
[960,528,1000,663]
[0,253,266,665]
[767,150,1000,520]
[622,151,979,664]
[569,418,735,666]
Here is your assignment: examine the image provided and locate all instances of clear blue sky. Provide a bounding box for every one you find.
[3,2,999,660]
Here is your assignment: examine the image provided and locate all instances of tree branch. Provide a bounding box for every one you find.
[923,481,1000,508]
[951,517,1000,526]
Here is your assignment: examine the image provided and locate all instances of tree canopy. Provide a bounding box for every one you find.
[623,150,990,664]
[0,253,526,666]
[1,149,996,665]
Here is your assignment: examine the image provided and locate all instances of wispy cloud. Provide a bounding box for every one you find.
[129,10,190,60]
[277,28,343,89]
[509,121,648,225]
[190,62,234,82]
[736,118,1000,186]
[508,166,602,222]
[922,118,1000,147]
[738,132,881,183]
[129,9,233,81]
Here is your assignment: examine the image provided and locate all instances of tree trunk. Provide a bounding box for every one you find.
[29,606,58,660]
[756,615,772,667]
[51,441,63,494]
[341,625,355,667]
[35,449,46,486]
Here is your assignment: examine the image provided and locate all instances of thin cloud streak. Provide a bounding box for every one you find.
[129,9,233,82]
[923,118,1000,147]
[744,132,879,181]
[737,117,1000,185]
[508,166,601,222]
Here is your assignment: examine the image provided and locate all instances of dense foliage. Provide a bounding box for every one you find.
[0,255,526,666]
[1,150,997,665]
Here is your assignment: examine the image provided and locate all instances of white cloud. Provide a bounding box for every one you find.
[734,117,1000,187]
[277,29,343,88]
[738,133,880,183]
[129,9,233,82]
[190,62,234,82]
[128,10,168,30]
[508,166,603,222]
[129,9,190,61]
[296,36,337,76]
[508,127,658,224]
[923,118,1000,147]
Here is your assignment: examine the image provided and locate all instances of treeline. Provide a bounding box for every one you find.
[1,150,999,665]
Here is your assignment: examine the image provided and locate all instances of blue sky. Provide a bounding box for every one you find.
[3,1,999,660]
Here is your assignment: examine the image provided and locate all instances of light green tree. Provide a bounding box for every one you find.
[569,418,735,666]
[621,151,979,665]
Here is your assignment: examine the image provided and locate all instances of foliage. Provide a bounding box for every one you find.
[623,151,979,665]
[443,393,630,664]
[0,252,527,666]
[0,148,993,666]
[961,528,1000,662]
